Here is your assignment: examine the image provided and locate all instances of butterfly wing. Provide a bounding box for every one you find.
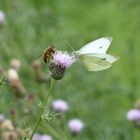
[89,53,119,63]
[77,37,112,55]
[79,53,118,71]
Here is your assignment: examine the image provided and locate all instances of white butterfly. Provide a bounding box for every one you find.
[74,37,119,71]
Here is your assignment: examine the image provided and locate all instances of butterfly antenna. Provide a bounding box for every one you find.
[62,38,75,52]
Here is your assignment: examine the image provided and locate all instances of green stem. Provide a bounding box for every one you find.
[28,79,56,140]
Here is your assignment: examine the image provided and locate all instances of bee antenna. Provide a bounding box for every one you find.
[49,44,56,48]
[62,38,75,52]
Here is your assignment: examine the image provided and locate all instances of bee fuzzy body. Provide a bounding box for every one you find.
[43,47,56,63]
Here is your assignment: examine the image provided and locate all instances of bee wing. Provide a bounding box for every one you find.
[77,37,112,54]
[32,54,43,63]
[79,53,118,71]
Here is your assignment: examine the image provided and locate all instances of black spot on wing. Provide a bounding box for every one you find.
[101,58,106,60]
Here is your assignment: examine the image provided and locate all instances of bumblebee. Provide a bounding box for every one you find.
[43,46,56,63]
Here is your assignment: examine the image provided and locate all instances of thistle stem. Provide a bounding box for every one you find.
[28,79,56,140]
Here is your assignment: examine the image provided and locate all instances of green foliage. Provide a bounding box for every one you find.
[0,0,140,139]
[0,75,6,86]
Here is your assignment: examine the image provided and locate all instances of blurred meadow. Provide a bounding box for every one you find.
[0,0,140,139]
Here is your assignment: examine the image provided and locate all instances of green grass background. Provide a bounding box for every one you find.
[0,0,140,139]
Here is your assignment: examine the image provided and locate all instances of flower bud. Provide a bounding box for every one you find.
[2,131,18,140]
[7,69,19,82]
[49,63,55,71]
[1,120,14,131]
[32,60,41,70]
[51,64,65,80]
[10,59,21,71]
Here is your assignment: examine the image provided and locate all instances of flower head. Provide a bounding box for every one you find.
[32,134,41,140]
[2,131,18,140]
[53,51,76,68]
[52,99,69,112]
[48,50,76,80]
[68,119,84,135]
[39,135,53,140]
[10,58,21,71]
[7,69,19,82]
[1,119,14,130]
[32,134,53,140]
[127,109,140,121]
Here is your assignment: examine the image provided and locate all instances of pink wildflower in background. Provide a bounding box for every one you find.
[32,134,41,140]
[52,99,69,112]
[68,119,84,135]
[39,135,53,140]
[32,134,52,140]
[127,109,140,122]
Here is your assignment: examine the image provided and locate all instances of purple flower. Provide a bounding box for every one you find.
[68,119,84,135]
[32,134,41,140]
[52,99,69,112]
[127,109,140,121]
[39,135,53,140]
[32,134,52,140]
[52,51,76,68]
